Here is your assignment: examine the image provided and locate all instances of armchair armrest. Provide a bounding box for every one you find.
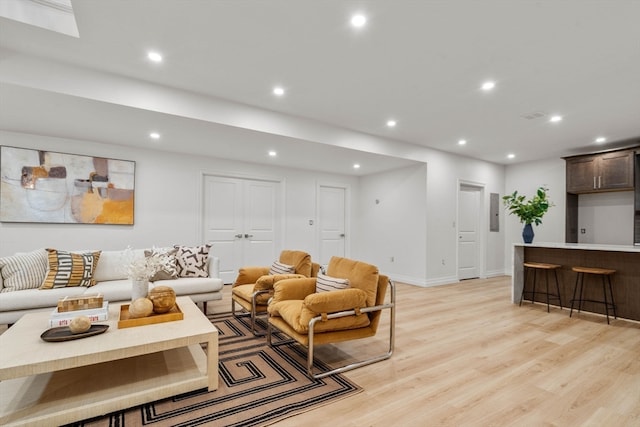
[271,277,317,303]
[233,266,270,287]
[254,274,305,291]
[303,288,368,315]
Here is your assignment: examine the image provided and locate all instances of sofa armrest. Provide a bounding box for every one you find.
[271,277,316,303]
[233,266,270,287]
[207,255,221,279]
[303,288,368,314]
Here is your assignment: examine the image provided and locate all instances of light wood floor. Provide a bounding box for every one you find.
[211,276,640,427]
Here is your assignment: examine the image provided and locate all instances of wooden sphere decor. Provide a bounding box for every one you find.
[129,298,154,318]
[69,315,91,334]
[148,285,176,314]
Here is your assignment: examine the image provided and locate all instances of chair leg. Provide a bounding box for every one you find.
[601,275,610,324]
[554,269,563,309]
[519,266,529,306]
[531,268,537,305]
[607,275,617,319]
[570,272,582,318]
[250,294,266,337]
[544,270,551,313]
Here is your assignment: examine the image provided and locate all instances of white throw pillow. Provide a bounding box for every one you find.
[269,260,295,275]
[316,273,350,293]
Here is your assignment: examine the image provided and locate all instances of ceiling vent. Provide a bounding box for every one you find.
[521,111,546,120]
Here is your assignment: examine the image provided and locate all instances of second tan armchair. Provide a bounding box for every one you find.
[267,256,395,379]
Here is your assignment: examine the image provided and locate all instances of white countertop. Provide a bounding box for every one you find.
[513,241,640,253]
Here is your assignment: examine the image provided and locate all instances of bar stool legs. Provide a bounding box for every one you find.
[520,262,563,312]
[569,267,617,324]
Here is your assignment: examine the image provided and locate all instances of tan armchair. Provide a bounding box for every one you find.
[231,250,320,336]
[267,256,395,379]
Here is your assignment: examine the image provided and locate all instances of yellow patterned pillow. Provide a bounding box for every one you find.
[40,249,102,289]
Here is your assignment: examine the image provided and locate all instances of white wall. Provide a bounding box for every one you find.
[421,151,506,285]
[577,191,634,245]
[0,131,359,258]
[356,164,428,285]
[354,150,506,287]
[504,157,566,270]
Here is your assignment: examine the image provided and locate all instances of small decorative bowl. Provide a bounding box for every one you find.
[148,285,177,314]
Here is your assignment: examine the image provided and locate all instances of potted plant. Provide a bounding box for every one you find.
[503,186,553,243]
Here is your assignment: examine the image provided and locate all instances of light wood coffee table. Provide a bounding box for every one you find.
[0,296,218,426]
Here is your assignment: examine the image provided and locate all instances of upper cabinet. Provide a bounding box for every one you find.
[566,149,635,194]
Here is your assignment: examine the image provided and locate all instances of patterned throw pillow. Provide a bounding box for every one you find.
[316,273,350,293]
[269,260,295,275]
[40,249,102,289]
[144,248,178,281]
[0,249,48,293]
[173,244,211,278]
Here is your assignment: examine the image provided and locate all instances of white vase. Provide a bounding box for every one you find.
[131,279,149,300]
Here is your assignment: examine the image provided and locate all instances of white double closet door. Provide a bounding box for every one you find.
[203,175,281,284]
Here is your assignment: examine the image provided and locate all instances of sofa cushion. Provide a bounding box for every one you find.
[93,249,135,282]
[0,286,86,311]
[144,248,178,281]
[315,273,350,293]
[0,249,48,293]
[40,249,102,289]
[174,244,211,277]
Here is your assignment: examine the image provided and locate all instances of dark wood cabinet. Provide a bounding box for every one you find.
[566,149,634,194]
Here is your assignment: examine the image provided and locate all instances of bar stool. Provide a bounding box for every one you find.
[570,266,617,324]
[520,262,563,312]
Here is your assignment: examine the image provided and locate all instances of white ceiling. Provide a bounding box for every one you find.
[1,0,639,175]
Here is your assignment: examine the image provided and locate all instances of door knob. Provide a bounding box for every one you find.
[234,234,243,238]
[340,233,345,238]
[244,234,254,238]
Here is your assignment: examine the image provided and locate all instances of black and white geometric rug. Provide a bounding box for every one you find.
[68,313,362,427]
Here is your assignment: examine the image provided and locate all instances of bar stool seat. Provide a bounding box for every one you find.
[520,262,563,312]
[570,266,617,324]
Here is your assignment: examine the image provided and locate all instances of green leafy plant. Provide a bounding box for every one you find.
[502,186,553,225]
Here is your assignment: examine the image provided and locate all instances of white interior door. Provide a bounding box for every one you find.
[318,185,346,265]
[243,180,277,266]
[203,175,279,283]
[458,185,481,280]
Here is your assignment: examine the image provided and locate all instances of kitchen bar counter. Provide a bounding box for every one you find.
[512,242,640,321]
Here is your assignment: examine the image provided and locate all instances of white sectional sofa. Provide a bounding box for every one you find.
[0,247,224,325]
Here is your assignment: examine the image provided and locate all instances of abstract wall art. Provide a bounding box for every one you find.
[0,146,135,224]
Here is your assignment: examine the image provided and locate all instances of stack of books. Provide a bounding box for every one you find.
[49,301,109,328]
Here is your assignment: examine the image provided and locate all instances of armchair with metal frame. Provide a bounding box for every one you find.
[267,256,395,379]
[231,250,320,336]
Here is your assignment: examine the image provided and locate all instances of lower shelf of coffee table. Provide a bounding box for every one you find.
[0,344,212,427]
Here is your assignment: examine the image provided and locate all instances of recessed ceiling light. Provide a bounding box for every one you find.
[481,81,496,91]
[351,14,367,28]
[353,163,361,169]
[149,132,160,139]
[386,120,397,127]
[273,87,285,96]
[268,150,277,157]
[549,115,563,123]
[507,153,515,159]
[458,139,467,145]
[595,137,607,144]
[147,51,163,63]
